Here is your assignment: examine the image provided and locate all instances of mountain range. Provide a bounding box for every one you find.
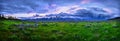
[18,7,118,21]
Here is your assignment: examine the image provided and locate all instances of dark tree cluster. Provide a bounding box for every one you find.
[0,14,6,20]
[0,14,18,20]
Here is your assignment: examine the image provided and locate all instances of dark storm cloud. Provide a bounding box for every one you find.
[0,0,119,13]
[46,7,113,20]
[0,0,119,18]
[0,0,49,14]
[93,0,119,7]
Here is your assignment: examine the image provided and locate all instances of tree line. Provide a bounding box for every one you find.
[0,14,18,20]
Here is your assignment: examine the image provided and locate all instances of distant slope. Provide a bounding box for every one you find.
[109,17,120,20]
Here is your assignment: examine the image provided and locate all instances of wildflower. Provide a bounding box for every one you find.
[18,22,26,30]
[112,25,118,28]
[85,24,91,28]
[12,24,19,27]
[51,30,59,33]
[34,23,39,27]
[104,30,109,33]
[94,33,100,38]
[74,34,80,39]
[41,23,48,26]
[26,24,33,27]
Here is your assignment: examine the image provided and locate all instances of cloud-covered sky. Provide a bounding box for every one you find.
[0,0,120,19]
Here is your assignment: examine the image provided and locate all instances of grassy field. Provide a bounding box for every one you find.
[0,20,120,41]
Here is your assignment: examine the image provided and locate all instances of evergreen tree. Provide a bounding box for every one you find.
[0,14,6,19]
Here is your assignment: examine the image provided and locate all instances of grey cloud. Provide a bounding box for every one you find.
[0,0,119,16]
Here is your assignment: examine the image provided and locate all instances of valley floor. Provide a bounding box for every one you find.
[0,20,120,41]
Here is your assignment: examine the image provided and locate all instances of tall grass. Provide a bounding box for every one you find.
[0,20,120,41]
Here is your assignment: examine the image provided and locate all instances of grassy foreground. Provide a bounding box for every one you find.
[0,20,120,41]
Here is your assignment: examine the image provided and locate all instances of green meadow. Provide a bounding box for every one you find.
[0,20,120,41]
